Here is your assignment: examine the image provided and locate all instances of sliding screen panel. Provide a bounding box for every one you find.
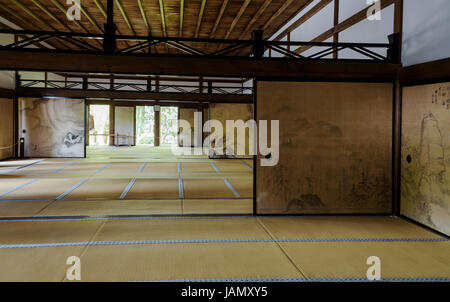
[402,82,450,236]
[256,81,393,214]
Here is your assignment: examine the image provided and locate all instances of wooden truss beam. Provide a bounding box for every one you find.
[239,0,272,39]
[293,0,395,54]
[0,49,400,79]
[15,87,253,103]
[115,0,135,35]
[272,0,331,41]
[224,0,251,39]
[209,0,229,38]
[179,0,184,37]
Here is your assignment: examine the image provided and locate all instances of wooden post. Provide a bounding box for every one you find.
[154,106,160,147]
[13,96,19,158]
[44,72,48,88]
[86,104,90,146]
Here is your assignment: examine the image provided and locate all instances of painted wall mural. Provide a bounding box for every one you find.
[19,98,85,158]
[257,81,393,214]
[402,82,450,236]
[209,103,254,158]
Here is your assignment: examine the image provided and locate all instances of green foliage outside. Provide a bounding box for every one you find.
[160,106,178,145]
[136,106,155,145]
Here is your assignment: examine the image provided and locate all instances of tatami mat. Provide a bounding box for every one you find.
[181,162,215,173]
[258,216,442,239]
[0,246,86,282]
[94,218,268,242]
[183,179,236,198]
[281,241,450,278]
[183,199,253,214]
[0,220,104,244]
[141,163,178,174]
[1,178,82,200]
[0,201,50,217]
[0,179,33,195]
[214,161,250,172]
[63,179,130,200]
[125,179,179,199]
[227,178,253,198]
[78,242,302,281]
[36,199,183,216]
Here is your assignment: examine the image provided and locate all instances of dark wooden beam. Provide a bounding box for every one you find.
[0,49,400,79]
[15,87,254,103]
[399,58,450,85]
[0,88,14,98]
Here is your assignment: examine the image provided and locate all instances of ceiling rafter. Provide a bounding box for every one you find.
[10,0,72,50]
[48,0,93,35]
[137,0,151,34]
[194,0,207,38]
[209,0,229,38]
[72,0,103,33]
[223,0,251,39]
[293,0,394,54]
[273,0,330,41]
[115,0,135,35]
[238,0,272,39]
[158,0,169,53]
[262,0,296,31]
[179,0,184,37]
[29,0,71,31]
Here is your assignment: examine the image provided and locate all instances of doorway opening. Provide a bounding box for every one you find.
[160,106,178,146]
[136,106,155,146]
[88,105,110,146]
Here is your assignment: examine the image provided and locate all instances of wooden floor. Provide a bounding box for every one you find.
[0,146,254,217]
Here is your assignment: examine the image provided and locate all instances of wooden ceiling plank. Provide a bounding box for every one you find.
[293,0,394,54]
[239,0,272,39]
[49,0,92,34]
[195,0,207,38]
[272,0,331,41]
[29,0,70,31]
[115,0,135,35]
[73,0,104,33]
[223,0,251,39]
[11,0,52,29]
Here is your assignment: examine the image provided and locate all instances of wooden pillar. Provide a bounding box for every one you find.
[392,80,402,216]
[154,106,160,147]
[86,104,90,146]
[109,103,115,146]
[392,0,403,215]
[44,72,48,88]
[287,32,291,52]
[333,0,339,59]
[13,96,19,158]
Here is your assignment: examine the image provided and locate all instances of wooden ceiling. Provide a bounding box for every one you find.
[0,0,313,54]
